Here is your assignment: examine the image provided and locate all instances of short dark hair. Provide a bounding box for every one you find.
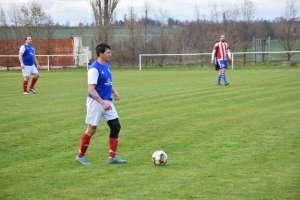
[95,43,111,57]
[24,35,31,40]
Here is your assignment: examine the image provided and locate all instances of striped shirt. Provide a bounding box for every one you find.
[213,42,230,60]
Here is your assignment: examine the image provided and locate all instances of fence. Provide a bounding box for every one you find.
[0,54,89,71]
[139,51,300,70]
[0,38,74,67]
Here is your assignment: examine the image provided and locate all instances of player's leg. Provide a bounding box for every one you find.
[78,125,97,157]
[107,118,126,164]
[76,98,102,165]
[217,70,222,85]
[29,67,39,93]
[223,69,229,86]
[103,101,126,164]
[22,66,31,94]
[217,60,222,85]
[107,118,120,158]
[220,61,229,85]
[76,124,96,165]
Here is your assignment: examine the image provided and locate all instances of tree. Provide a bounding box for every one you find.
[237,0,258,66]
[190,4,213,67]
[0,4,12,70]
[19,2,49,40]
[220,5,240,52]
[89,0,120,44]
[64,21,70,27]
[0,4,10,40]
[7,3,27,40]
[142,0,151,67]
[171,25,190,64]
[275,0,300,61]
[124,7,142,67]
[152,9,173,67]
[0,2,53,69]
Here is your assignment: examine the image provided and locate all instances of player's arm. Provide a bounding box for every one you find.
[112,87,120,101]
[19,46,25,69]
[34,56,40,69]
[227,49,232,60]
[211,50,216,64]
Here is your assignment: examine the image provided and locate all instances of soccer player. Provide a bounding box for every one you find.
[76,43,127,165]
[19,36,40,94]
[211,35,231,86]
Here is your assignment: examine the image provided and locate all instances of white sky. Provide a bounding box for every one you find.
[0,0,295,25]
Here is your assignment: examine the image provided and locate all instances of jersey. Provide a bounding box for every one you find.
[87,61,113,101]
[213,42,230,60]
[19,44,35,66]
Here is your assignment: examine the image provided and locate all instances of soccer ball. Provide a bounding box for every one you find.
[152,150,168,166]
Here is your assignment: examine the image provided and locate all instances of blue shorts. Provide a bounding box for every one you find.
[217,60,228,69]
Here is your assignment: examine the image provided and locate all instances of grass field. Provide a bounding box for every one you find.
[0,65,299,199]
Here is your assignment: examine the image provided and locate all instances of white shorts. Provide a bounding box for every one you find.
[85,97,118,126]
[22,65,38,77]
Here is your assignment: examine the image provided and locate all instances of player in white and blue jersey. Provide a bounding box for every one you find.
[76,43,127,165]
[19,36,40,94]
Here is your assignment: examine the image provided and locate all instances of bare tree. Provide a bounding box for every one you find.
[124,7,142,67]
[44,14,55,67]
[191,4,213,67]
[1,2,52,69]
[237,0,258,65]
[89,0,120,44]
[18,2,48,40]
[0,4,12,70]
[0,4,10,40]
[171,25,191,64]
[7,3,26,40]
[221,5,240,52]
[64,21,70,27]
[275,0,300,61]
[142,0,151,67]
[209,3,222,35]
[153,9,173,67]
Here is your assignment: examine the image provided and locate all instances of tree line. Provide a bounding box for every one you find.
[0,0,299,68]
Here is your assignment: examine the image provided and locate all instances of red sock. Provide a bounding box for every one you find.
[30,77,38,89]
[23,80,28,92]
[109,137,119,158]
[78,133,91,157]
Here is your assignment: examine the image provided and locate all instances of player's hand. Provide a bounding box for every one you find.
[211,60,214,64]
[21,64,25,69]
[36,64,41,69]
[113,91,120,101]
[101,102,112,111]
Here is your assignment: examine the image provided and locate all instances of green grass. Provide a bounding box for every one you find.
[0,66,299,199]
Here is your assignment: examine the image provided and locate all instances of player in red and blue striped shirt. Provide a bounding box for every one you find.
[211,35,232,86]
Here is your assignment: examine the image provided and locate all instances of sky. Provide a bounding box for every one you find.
[0,0,294,26]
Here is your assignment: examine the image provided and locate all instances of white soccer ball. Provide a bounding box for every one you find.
[152,150,168,166]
